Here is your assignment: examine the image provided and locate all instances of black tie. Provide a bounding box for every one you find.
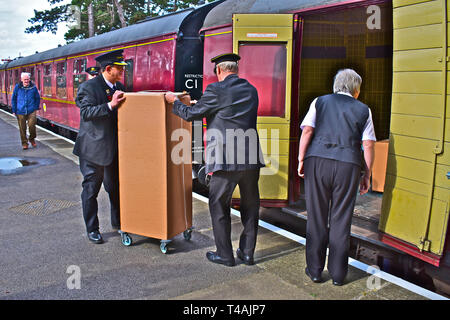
[112,85,117,93]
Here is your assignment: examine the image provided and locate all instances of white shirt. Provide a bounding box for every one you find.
[300,92,376,141]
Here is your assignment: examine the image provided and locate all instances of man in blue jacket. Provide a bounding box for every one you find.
[11,72,41,150]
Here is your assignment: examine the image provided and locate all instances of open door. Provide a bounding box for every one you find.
[232,14,294,204]
[379,0,449,266]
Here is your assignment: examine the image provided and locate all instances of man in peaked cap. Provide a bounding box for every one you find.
[165,53,265,267]
[85,66,100,79]
[73,49,127,244]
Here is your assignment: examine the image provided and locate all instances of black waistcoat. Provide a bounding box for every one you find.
[305,93,369,167]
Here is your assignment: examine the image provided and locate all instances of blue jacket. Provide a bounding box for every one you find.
[11,82,41,115]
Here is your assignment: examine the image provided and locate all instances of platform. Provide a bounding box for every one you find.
[0,109,445,302]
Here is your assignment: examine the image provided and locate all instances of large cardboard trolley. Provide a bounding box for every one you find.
[117,92,192,253]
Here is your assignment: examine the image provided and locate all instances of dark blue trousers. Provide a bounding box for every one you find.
[208,169,261,260]
[79,156,120,233]
[304,157,361,283]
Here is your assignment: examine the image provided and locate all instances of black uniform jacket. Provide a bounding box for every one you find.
[172,74,265,174]
[73,74,125,166]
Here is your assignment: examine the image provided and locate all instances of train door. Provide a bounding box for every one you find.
[232,14,294,205]
[379,0,449,266]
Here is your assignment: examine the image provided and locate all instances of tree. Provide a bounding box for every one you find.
[25,0,215,42]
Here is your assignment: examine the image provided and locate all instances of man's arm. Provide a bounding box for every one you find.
[360,140,375,195]
[11,85,18,114]
[165,85,219,122]
[34,87,41,110]
[297,125,314,178]
[76,83,124,121]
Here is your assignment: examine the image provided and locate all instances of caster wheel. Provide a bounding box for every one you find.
[120,232,132,246]
[160,241,168,254]
[183,229,192,241]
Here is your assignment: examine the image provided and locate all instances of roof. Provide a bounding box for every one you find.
[202,0,350,30]
[1,9,193,70]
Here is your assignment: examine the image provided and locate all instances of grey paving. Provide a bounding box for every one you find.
[0,110,428,300]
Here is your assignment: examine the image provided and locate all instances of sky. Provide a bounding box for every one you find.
[0,0,70,60]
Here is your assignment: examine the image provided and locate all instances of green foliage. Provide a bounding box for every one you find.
[25,0,216,42]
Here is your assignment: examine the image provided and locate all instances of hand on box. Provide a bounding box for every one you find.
[111,90,126,109]
[165,92,177,104]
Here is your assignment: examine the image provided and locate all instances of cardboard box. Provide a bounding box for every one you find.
[118,92,192,240]
[372,139,389,192]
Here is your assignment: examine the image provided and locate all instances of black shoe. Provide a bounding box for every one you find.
[305,267,322,283]
[236,248,254,265]
[332,280,344,286]
[87,231,104,244]
[206,251,235,267]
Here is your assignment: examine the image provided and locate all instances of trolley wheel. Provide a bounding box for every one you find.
[120,231,132,246]
[183,228,192,241]
[160,241,169,254]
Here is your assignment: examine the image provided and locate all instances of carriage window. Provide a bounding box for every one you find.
[124,59,133,92]
[56,61,67,99]
[9,70,13,92]
[14,69,20,86]
[73,58,87,97]
[238,43,287,117]
[73,59,87,74]
[43,64,52,96]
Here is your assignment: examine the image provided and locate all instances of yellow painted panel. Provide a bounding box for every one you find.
[434,186,450,202]
[428,198,449,254]
[393,71,442,94]
[388,134,436,162]
[233,14,293,27]
[259,138,289,156]
[393,0,435,8]
[435,163,450,188]
[382,180,449,255]
[380,187,429,247]
[394,24,442,51]
[257,123,290,139]
[386,154,434,184]
[393,48,442,72]
[234,28,293,42]
[436,142,450,164]
[391,93,441,117]
[384,174,430,197]
[232,155,289,200]
[390,113,442,140]
[393,0,441,29]
[445,117,450,142]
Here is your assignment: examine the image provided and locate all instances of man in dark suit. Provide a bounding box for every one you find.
[165,53,265,266]
[298,69,376,285]
[73,49,127,244]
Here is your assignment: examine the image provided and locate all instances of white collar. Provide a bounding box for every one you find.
[104,77,115,89]
[336,91,353,98]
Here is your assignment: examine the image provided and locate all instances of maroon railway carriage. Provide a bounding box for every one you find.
[0,2,222,138]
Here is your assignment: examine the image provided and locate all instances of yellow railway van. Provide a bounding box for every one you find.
[200,0,449,294]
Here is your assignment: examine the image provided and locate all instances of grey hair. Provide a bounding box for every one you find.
[217,61,238,73]
[21,72,31,79]
[333,69,362,95]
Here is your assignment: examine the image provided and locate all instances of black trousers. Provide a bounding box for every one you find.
[79,156,120,233]
[208,169,260,260]
[304,157,360,283]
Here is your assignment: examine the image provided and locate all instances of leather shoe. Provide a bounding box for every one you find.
[30,139,37,148]
[333,280,344,286]
[236,248,254,265]
[305,267,322,283]
[206,251,235,267]
[87,231,104,244]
